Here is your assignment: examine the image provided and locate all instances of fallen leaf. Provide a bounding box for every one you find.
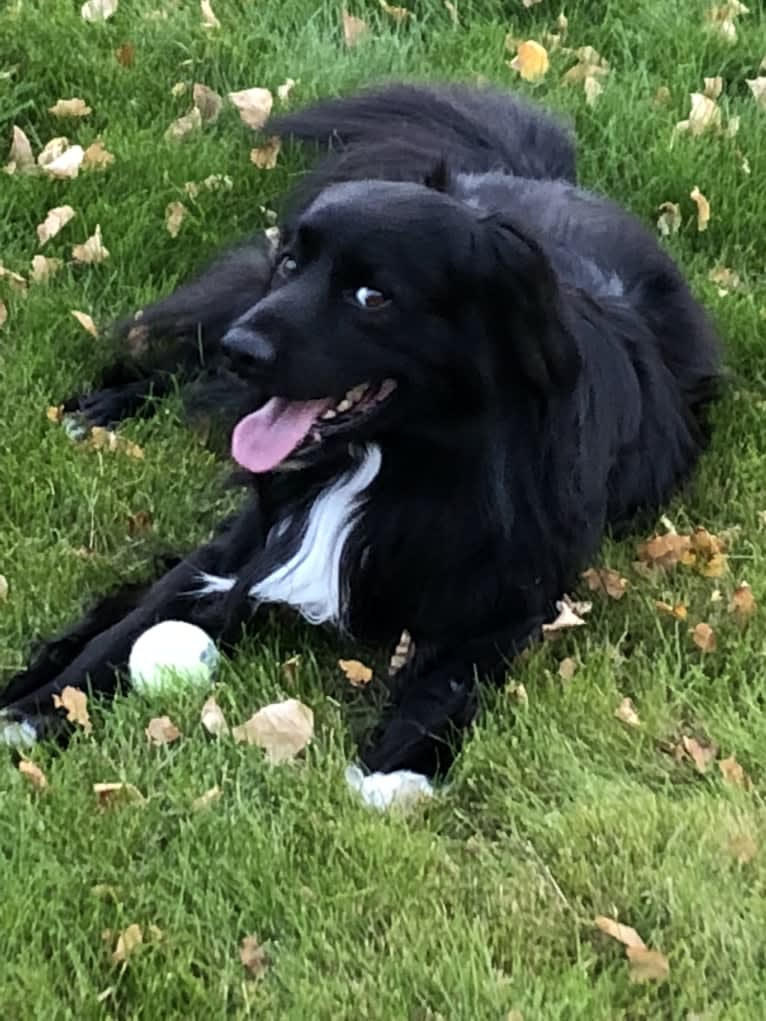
[342,10,368,47]
[747,77,766,110]
[232,698,314,763]
[0,574,7,600]
[94,782,146,807]
[145,715,181,745]
[542,597,589,635]
[111,924,142,964]
[115,42,135,67]
[338,658,373,687]
[200,696,229,737]
[71,310,98,336]
[4,125,36,175]
[171,81,188,98]
[46,405,64,423]
[91,883,119,900]
[200,0,220,30]
[126,510,153,535]
[584,76,603,106]
[81,0,118,22]
[507,681,528,704]
[88,427,144,459]
[708,265,744,295]
[72,225,110,264]
[655,600,688,620]
[49,97,92,118]
[38,138,84,180]
[700,552,727,577]
[164,201,187,238]
[653,85,672,107]
[727,831,758,863]
[280,654,302,682]
[184,173,233,198]
[379,0,411,21]
[594,915,647,949]
[31,255,63,283]
[37,204,76,245]
[83,140,115,170]
[52,686,92,733]
[388,629,413,675]
[228,87,273,129]
[443,0,459,24]
[690,186,710,232]
[509,40,549,82]
[582,566,628,600]
[729,582,756,625]
[675,93,722,138]
[637,532,692,570]
[240,935,269,978]
[277,78,297,103]
[690,622,716,652]
[192,785,222,810]
[679,735,718,773]
[19,759,48,790]
[522,0,543,5]
[705,1,749,43]
[250,137,281,169]
[615,696,640,728]
[0,300,7,329]
[627,946,670,984]
[193,82,223,124]
[558,656,577,681]
[703,76,723,100]
[164,107,202,142]
[718,755,750,789]
[562,46,609,102]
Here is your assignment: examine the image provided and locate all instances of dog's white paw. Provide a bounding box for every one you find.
[345,764,434,811]
[0,713,38,750]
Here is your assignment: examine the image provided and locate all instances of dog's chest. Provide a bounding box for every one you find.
[248,446,381,627]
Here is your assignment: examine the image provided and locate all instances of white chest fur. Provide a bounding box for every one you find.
[198,445,381,628]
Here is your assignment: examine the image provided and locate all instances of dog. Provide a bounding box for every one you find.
[0,82,721,782]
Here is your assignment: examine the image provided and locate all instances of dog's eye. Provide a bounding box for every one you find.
[278,254,297,276]
[354,286,389,310]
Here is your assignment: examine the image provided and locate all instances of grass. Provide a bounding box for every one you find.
[1,0,766,1017]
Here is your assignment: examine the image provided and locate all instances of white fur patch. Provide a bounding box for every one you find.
[0,715,37,749]
[198,445,381,627]
[345,764,435,811]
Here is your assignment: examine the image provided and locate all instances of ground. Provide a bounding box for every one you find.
[1,1,766,1018]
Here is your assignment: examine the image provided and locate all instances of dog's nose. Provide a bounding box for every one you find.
[221,325,276,374]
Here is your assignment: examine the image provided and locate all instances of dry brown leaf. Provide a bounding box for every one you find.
[690,186,710,232]
[727,831,758,863]
[81,0,118,22]
[19,758,48,791]
[507,681,528,705]
[679,735,718,773]
[343,10,368,46]
[729,582,757,625]
[708,265,743,294]
[111,924,142,964]
[0,263,26,291]
[542,597,589,635]
[83,140,115,170]
[91,883,119,900]
[37,204,76,245]
[4,125,36,175]
[250,137,281,169]
[379,0,411,21]
[0,574,8,600]
[31,255,63,283]
[280,654,302,682]
[509,40,549,82]
[718,755,750,789]
[700,552,727,577]
[164,201,187,238]
[94,782,146,807]
[240,935,269,978]
[228,87,273,129]
[637,532,693,570]
[705,1,749,43]
[192,785,222,810]
[594,915,647,949]
[52,686,92,733]
[338,658,373,687]
[615,696,640,728]
[145,715,181,745]
[72,225,110,264]
[558,656,577,682]
[277,78,297,103]
[582,566,628,600]
[703,76,723,100]
[200,696,229,737]
[675,93,722,138]
[46,405,64,423]
[115,42,136,67]
[70,310,98,337]
[627,946,670,984]
[200,0,220,30]
[49,97,92,118]
[193,83,223,124]
[655,600,688,621]
[165,107,202,142]
[38,139,84,180]
[126,510,153,535]
[232,698,314,763]
[0,300,7,329]
[88,427,144,459]
[690,622,716,652]
[747,77,766,110]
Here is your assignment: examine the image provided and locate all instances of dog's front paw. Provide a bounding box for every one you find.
[0,709,40,750]
[345,764,434,811]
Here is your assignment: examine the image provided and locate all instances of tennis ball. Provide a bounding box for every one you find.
[128,620,218,695]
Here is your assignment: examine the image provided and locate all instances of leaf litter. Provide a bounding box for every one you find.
[232,698,313,763]
[595,915,669,984]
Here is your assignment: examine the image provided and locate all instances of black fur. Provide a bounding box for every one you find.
[1,82,720,778]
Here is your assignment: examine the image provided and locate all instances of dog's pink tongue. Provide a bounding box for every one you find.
[232,397,332,473]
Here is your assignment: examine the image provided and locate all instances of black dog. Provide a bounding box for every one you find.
[0,83,720,780]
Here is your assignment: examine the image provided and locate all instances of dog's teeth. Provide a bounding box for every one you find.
[311,429,322,442]
[346,384,367,404]
[336,399,352,413]
[321,409,338,420]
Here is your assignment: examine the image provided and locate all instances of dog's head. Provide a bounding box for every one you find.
[224,177,581,473]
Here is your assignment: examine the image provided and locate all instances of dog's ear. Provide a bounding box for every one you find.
[424,158,451,193]
[477,216,581,393]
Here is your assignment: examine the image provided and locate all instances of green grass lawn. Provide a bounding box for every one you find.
[2,0,766,1017]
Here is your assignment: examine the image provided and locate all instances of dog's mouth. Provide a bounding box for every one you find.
[231,379,397,473]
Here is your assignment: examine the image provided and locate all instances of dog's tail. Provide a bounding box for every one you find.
[268,81,576,215]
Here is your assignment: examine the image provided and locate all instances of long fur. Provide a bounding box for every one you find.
[1,81,720,778]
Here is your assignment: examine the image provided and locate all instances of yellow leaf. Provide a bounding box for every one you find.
[594,915,647,949]
[509,40,549,82]
[338,658,373,687]
[200,0,220,30]
[52,685,92,733]
[379,0,411,22]
[615,696,640,728]
[228,87,273,129]
[72,225,110,264]
[111,923,142,964]
[36,204,76,245]
[581,566,628,600]
[250,137,281,169]
[93,782,146,807]
[164,201,187,238]
[690,186,710,232]
[19,758,48,790]
[655,600,688,621]
[200,696,229,737]
[627,946,670,984]
[232,698,314,763]
[690,621,716,652]
[49,97,92,118]
[145,715,181,745]
[718,755,750,789]
[71,310,98,336]
[83,140,115,170]
[675,93,721,137]
[240,935,269,977]
[729,582,757,624]
[558,656,577,681]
